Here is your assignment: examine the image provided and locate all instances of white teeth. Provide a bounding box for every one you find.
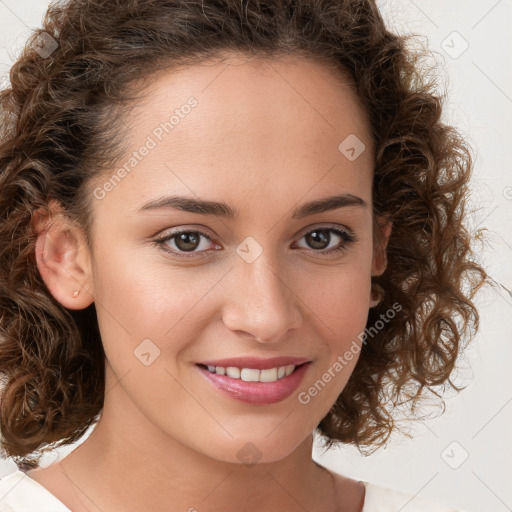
[204,364,298,382]
[226,366,241,379]
[259,368,278,382]
[240,368,260,381]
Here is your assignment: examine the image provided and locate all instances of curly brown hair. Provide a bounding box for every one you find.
[0,0,488,469]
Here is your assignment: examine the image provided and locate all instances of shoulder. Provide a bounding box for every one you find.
[361,479,468,512]
[0,468,71,512]
[328,468,467,512]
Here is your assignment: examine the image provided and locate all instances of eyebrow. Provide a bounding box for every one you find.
[137,193,367,219]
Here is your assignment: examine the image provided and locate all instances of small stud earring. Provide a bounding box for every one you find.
[72,290,80,298]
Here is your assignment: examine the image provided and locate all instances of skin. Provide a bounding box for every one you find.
[29,53,392,512]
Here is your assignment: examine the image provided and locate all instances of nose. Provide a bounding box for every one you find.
[221,249,302,344]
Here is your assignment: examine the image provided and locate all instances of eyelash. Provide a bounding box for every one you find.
[153,225,356,260]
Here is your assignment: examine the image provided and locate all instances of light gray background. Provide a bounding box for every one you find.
[0,1,511,511]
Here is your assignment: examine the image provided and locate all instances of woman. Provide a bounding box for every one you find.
[0,0,487,510]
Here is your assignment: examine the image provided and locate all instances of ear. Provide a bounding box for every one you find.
[32,199,94,310]
[371,215,392,278]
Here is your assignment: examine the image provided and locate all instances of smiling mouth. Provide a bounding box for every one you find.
[196,362,307,383]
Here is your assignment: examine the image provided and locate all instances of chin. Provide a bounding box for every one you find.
[197,431,308,466]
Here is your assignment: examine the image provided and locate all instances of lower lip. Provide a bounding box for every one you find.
[197,363,310,405]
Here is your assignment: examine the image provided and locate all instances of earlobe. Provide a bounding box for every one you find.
[32,202,94,310]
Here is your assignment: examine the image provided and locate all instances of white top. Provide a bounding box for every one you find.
[0,468,466,511]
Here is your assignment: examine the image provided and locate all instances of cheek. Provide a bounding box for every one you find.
[307,273,369,328]
[302,252,373,342]
[91,241,218,348]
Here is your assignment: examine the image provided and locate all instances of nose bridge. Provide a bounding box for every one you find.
[222,237,301,342]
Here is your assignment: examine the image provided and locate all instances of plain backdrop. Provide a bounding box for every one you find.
[0,1,511,511]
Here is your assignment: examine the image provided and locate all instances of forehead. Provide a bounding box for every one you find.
[133,52,371,147]
[92,53,374,217]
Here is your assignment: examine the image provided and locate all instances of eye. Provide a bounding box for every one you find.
[153,225,356,259]
[153,228,219,259]
[293,226,356,256]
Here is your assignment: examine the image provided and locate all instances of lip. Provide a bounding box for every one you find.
[197,356,311,370]
[196,361,311,405]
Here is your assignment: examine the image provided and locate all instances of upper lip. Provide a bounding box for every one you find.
[197,356,311,370]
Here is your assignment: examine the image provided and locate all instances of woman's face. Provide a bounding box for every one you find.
[84,54,390,464]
